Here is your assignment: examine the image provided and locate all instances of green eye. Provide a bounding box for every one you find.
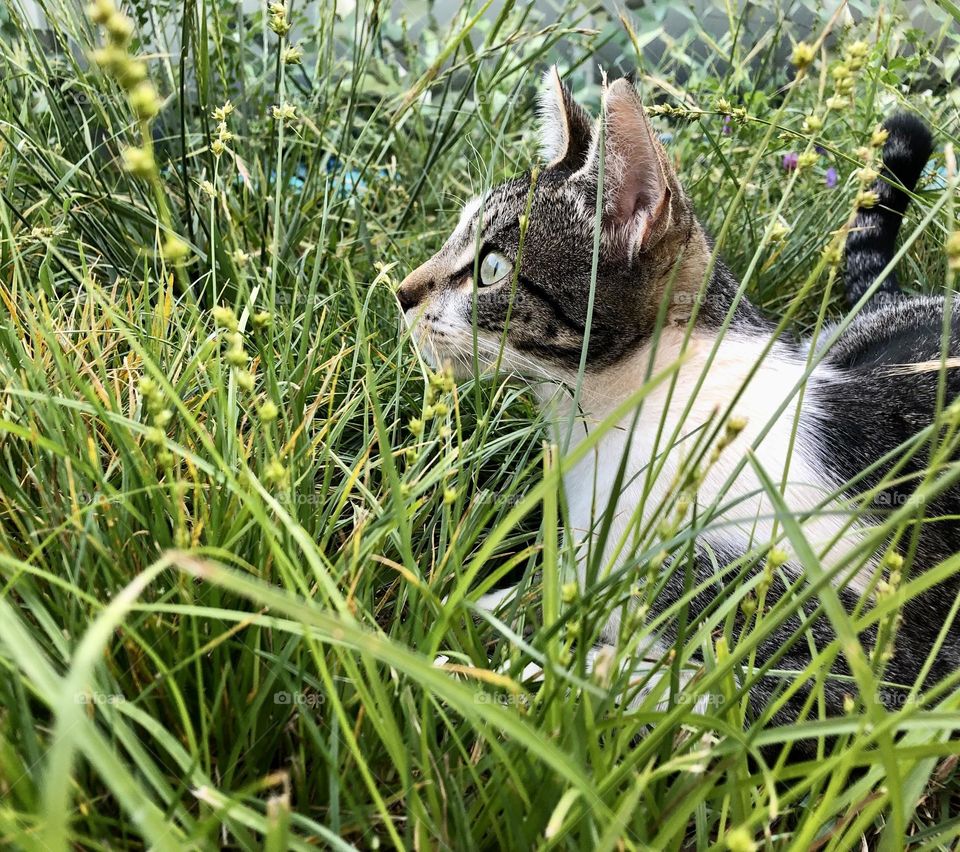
[478,250,511,286]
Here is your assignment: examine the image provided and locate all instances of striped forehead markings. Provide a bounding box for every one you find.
[449,195,484,244]
[441,179,543,271]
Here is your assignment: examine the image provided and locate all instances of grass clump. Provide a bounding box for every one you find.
[1,0,960,848]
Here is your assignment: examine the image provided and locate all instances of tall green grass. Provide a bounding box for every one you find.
[1,0,960,848]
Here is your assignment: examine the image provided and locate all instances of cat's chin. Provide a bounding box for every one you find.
[410,330,472,378]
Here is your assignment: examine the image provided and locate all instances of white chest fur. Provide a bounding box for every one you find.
[540,328,867,617]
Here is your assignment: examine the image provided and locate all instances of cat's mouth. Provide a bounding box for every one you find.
[403,308,506,378]
[405,309,560,385]
[406,315,446,371]
[403,307,460,373]
[406,314,480,377]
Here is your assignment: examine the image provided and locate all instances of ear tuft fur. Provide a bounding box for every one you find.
[536,66,593,172]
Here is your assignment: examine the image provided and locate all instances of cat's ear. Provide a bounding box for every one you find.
[537,66,593,171]
[583,77,674,253]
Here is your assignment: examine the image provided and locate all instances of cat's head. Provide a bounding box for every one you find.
[398,68,711,380]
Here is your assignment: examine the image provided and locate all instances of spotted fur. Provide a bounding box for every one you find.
[399,70,951,757]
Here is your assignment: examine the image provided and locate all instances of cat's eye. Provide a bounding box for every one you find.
[478,250,512,287]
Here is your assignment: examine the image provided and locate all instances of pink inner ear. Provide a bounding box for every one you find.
[605,93,667,225]
[615,167,663,222]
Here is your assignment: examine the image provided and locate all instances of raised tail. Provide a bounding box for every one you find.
[844,112,934,306]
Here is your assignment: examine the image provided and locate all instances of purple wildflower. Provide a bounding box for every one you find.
[782,152,799,171]
[815,145,827,155]
[825,167,838,188]
[722,115,732,136]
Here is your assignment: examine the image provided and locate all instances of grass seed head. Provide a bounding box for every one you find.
[212,101,235,121]
[235,369,255,392]
[259,400,279,422]
[272,103,297,122]
[129,81,161,119]
[120,146,155,178]
[947,232,960,271]
[105,12,134,45]
[870,126,890,148]
[85,0,115,24]
[766,547,789,569]
[264,457,287,485]
[161,235,190,262]
[213,306,239,331]
[790,41,815,69]
[226,347,248,368]
[725,827,756,852]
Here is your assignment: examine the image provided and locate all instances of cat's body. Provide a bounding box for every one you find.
[546,327,856,607]
[398,69,956,752]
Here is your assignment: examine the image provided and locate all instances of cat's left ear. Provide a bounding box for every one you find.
[537,66,593,171]
[581,77,677,254]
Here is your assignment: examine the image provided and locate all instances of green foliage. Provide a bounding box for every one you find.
[0,0,959,848]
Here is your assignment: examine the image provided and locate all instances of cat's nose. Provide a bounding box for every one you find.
[397,267,434,312]
[397,281,422,312]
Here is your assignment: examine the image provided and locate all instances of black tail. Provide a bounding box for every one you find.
[844,112,934,306]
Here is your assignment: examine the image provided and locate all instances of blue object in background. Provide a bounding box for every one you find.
[326,156,366,196]
[922,157,948,191]
[289,161,308,192]
[252,157,391,197]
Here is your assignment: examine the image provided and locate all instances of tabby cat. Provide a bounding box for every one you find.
[398,68,957,754]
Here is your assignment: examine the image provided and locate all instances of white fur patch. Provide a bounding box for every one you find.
[540,327,872,624]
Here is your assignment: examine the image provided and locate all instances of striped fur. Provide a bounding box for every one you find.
[399,73,954,758]
[844,112,934,304]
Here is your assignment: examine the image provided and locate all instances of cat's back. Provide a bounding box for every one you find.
[824,294,960,373]
[815,295,960,455]
[812,295,960,569]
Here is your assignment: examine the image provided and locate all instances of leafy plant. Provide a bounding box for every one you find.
[1,0,959,848]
